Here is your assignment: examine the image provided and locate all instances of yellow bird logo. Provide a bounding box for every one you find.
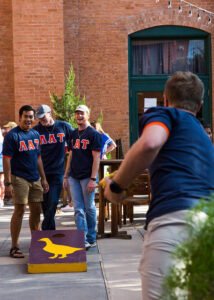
[38,238,84,259]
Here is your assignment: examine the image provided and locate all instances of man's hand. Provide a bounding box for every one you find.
[104,178,126,204]
[4,185,13,198]
[63,177,68,189]
[87,179,97,193]
[41,179,49,193]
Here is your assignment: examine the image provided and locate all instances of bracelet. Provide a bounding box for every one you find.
[109,180,124,194]
[4,182,12,187]
[90,177,96,181]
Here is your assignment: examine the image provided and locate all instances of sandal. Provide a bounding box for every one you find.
[9,247,25,258]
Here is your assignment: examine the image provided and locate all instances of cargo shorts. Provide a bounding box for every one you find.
[11,175,43,205]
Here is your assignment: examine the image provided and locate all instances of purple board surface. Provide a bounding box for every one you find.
[29,230,86,264]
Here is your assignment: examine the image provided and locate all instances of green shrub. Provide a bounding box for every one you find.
[163,197,214,300]
[50,64,85,127]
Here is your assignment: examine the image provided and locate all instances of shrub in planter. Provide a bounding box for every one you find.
[162,197,214,300]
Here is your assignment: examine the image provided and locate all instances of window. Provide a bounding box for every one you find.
[132,39,206,75]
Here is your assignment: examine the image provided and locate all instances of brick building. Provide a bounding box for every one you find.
[1,0,214,152]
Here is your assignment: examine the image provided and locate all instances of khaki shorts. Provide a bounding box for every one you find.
[11,175,43,205]
[139,210,190,300]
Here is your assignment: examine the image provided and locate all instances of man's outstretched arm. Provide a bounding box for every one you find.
[104,124,169,203]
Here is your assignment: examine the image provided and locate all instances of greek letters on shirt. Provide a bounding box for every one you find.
[19,139,40,151]
[73,138,90,150]
[39,133,65,145]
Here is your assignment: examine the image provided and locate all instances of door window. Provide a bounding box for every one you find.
[132,39,206,75]
[137,91,164,118]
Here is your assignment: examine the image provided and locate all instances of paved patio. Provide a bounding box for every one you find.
[0,204,147,300]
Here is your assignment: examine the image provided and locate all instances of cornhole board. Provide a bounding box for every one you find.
[28,229,87,273]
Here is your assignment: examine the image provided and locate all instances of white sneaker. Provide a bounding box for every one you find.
[90,241,97,248]
[85,241,91,250]
[85,241,97,251]
[61,204,74,212]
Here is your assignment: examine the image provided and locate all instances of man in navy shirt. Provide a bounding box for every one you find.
[3,105,49,258]
[104,72,214,299]
[34,104,74,230]
[64,105,102,249]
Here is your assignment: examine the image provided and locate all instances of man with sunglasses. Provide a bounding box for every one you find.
[34,104,74,230]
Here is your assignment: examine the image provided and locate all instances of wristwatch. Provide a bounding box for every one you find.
[109,180,124,194]
[90,177,96,181]
[4,182,12,187]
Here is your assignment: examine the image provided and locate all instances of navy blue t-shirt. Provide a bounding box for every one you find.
[34,120,74,175]
[69,126,102,179]
[139,107,214,227]
[2,127,41,182]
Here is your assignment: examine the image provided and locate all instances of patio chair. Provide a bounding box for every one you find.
[121,171,151,224]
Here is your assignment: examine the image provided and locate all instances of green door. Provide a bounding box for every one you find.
[129,26,212,145]
[130,77,166,144]
[130,77,210,145]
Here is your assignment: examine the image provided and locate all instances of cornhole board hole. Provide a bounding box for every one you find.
[28,229,87,273]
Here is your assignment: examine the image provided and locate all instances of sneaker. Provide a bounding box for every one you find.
[89,241,97,248]
[85,241,91,251]
[61,204,74,212]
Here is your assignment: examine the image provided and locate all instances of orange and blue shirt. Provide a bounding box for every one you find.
[69,126,102,179]
[140,107,214,227]
[2,126,41,182]
[34,120,73,175]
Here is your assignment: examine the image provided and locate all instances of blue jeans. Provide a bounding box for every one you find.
[68,176,97,243]
[42,174,63,230]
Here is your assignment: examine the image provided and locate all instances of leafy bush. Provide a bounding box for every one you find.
[163,197,214,300]
[50,64,85,127]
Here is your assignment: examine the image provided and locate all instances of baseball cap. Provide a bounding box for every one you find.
[36,104,51,118]
[75,104,90,114]
[3,121,17,129]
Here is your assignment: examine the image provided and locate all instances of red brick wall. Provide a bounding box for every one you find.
[0,0,214,152]
[12,0,65,121]
[64,0,214,152]
[0,0,14,124]
[63,0,79,81]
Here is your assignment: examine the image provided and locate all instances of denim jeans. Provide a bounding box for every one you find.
[68,176,97,243]
[42,174,63,230]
